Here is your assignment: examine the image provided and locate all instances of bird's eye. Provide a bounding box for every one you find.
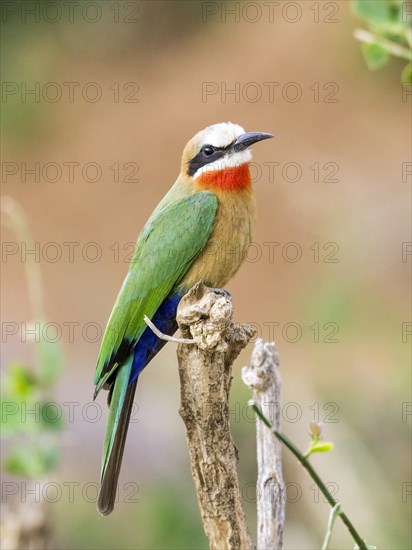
[202,146,215,157]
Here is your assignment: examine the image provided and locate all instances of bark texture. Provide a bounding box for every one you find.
[176,282,255,550]
[242,339,285,550]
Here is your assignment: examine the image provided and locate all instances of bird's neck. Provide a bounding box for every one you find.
[194,163,251,191]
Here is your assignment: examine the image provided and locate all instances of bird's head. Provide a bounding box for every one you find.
[181,122,273,191]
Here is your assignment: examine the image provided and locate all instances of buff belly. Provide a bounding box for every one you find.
[179,188,256,290]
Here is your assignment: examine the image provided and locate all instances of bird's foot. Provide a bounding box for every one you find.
[211,288,232,299]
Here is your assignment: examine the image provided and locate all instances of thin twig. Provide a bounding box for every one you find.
[143,315,196,344]
[322,503,341,550]
[251,402,369,550]
[1,197,45,322]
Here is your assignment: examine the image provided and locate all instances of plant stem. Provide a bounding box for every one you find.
[1,197,45,321]
[251,402,369,550]
[354,28,412,61]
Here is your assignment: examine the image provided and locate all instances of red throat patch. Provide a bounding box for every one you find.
[196,163,251,191]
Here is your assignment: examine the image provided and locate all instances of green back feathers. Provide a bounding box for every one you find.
[94,191,218,391]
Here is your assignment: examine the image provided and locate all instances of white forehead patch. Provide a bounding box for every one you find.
[194,122,245,148]
[192,122,252,180]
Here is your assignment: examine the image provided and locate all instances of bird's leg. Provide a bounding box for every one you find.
[144,315,196,345]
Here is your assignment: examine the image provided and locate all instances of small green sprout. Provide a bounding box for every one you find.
[304,422,334,458]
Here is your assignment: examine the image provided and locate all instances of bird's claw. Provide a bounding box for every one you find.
[211,288,232,299]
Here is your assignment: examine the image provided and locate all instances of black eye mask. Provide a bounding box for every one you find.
[187,143,233,177]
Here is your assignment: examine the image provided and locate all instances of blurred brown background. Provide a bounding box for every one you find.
[1,1,411,548]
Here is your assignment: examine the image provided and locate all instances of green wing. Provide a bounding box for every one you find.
[94,191,218,392]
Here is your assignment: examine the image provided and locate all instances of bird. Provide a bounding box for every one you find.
[94,122,273,515]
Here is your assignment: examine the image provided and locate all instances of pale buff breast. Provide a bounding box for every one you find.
[179,187,256,289]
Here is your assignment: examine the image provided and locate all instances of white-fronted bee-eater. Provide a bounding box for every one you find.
[94,122,273,514]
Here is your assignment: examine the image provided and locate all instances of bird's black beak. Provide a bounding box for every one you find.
[231,132,274,153]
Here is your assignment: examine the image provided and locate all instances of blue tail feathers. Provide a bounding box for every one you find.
[97,291,183,514]
[130,291,182,383]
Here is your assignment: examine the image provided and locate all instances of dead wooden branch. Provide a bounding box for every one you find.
[176,282,256,550]
[242,339,285,550]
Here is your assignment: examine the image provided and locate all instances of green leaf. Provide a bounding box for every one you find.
[351,0,394,24]
[1,395,64,436]
[305,422,334,457]
[39,401,64,431]
[309,441,335,454]
[1,397,46,436]
[37,335,64,387]
[4,443,59,477]
[401,62,412,83]
[0,395,23,436]
[5,362,37,398]
[361,43,390,70]
[352,0,408,38]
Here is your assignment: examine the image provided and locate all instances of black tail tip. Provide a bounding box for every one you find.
[97,493,115,516]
